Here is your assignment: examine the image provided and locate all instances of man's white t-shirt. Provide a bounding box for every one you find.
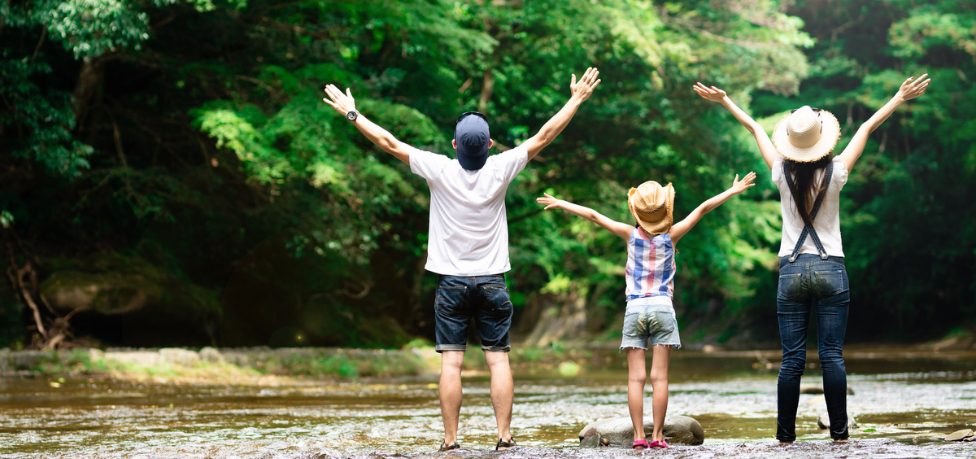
[772,157,849,258]
[409,145,529,276]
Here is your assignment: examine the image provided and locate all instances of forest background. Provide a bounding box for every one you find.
[1,0,973,350]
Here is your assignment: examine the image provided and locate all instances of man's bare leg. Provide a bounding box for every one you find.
[439,351,465,446]
[485,351,513,445]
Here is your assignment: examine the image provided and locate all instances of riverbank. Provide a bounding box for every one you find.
[3,344,976,385]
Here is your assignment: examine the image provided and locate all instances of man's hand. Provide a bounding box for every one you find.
[693,82,727,103]
[322,84,357,115]
[535,193,564,210]
[896,73,930,101]
[570,67,601,102]
[729,171,757,195]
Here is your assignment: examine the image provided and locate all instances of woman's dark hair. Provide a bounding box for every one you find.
[784,153,833,224]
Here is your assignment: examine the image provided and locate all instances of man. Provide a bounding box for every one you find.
[322,67,600,451]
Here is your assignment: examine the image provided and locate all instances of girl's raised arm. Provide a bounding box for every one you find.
[836,74,930,172]
[536,193,632,240]
[694,83,779,170]
[669,172,756,244]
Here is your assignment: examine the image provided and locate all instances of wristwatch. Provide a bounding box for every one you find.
[345,110,358,122]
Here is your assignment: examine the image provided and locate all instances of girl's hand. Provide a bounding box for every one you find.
[536,193,563,210]
[896,74,931,101]
[730,171,757,194]
[693,82,727,102]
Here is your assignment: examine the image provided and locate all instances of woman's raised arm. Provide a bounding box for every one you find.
[694,83,779,170]
[836,74,930,172]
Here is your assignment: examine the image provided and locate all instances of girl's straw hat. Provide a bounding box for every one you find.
[772,106,841,163]
[628,181,674,236]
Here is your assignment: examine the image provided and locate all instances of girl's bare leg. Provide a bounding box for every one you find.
[626,348,648,441]
[649,344,671,441]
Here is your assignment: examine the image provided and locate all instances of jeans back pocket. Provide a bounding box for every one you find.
[480,284,513,316]
[777,272,805,301]
[811,269,849,297]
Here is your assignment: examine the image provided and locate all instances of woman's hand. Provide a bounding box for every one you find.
[896,74,931,101]
[693,82,727,103]
[536,193,564,210]
[729,171,757,195]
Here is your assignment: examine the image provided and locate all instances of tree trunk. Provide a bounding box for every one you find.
[478,70,494,114]
[73,56,106,124]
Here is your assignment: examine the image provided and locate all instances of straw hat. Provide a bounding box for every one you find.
[628,181,674,236]
[772,106,841,163]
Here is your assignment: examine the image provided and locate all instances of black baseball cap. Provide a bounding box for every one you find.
[454,112,490,170]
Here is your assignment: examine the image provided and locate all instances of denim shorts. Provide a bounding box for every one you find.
[620,296,681,350]
[433,274,513,353]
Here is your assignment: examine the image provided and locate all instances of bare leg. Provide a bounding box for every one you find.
[439,351,465,446]
[485,351,514,443]
[626,348,648,441]
[649,344,671,441]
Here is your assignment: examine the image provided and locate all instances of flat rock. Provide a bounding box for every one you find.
[579,415,704,447]
[159,348,201,366]
[944,429,974,441]
[816,412,858,430]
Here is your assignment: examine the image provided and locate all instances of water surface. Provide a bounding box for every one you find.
[1,348,974,458]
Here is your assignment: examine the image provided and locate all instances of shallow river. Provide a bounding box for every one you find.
[1,349,975,458]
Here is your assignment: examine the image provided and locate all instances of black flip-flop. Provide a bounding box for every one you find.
[495,437,516,450]
[438,442,460,452]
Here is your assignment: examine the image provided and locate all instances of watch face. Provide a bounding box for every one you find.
[346,111,357,121]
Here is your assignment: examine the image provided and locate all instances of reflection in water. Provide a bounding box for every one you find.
[0,350,974,458]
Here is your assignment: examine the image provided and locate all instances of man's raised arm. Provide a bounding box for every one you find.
[322,84,415,165]
[522,67,602,161]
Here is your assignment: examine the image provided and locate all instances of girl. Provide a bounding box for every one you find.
[537,172,756,449]
[693,74,929,443]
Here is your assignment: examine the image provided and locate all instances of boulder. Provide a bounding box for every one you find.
[41,271,155,315]
[817,412,858,430]
[38,253,220,346]
[944,429,974,441]
[579,415,704,447]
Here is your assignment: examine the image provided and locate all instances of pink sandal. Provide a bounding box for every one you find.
[650,439,669,448]
[632,439,650,449]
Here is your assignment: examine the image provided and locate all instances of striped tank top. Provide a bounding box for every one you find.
[625,226,675,301]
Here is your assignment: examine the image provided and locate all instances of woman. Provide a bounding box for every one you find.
[693,74,930,443]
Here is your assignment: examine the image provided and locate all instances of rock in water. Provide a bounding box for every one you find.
[944,429,974,441]
[799,384,855,395]
[800,385,822,394]
[579,415,704,446]
[817,412,858,430]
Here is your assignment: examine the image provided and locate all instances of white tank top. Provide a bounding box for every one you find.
[772,158,849,257]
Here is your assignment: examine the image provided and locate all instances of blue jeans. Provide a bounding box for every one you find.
[776,255,850,441]
[433,274,513,352]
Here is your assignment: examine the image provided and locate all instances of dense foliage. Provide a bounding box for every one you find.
[0,0,971,348]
